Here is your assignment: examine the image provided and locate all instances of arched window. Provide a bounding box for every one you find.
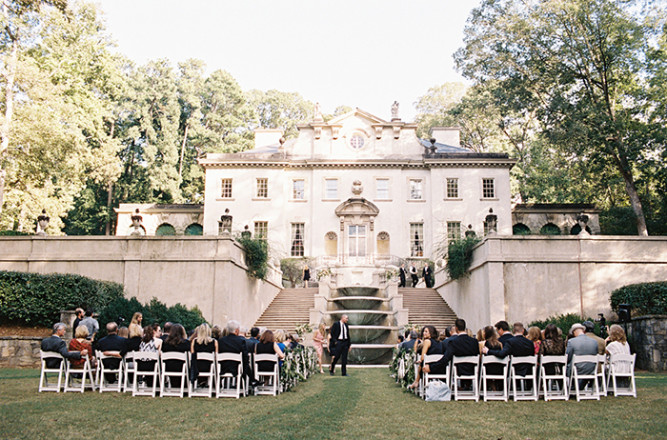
[540,223,561,236]
[184,223,203,236]
[155,223,176,236]
[513,223,531,235]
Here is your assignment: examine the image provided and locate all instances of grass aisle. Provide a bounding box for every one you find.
[1,368,666,439]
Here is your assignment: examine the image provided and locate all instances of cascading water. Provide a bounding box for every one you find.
[325,286,398,364]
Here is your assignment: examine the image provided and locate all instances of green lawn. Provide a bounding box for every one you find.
[1,368,666,439]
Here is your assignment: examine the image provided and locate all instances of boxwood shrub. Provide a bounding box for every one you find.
[0,271,123,327]
[610,281,667,316]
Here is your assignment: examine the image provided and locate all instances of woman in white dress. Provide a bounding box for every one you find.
[605,324,631,373]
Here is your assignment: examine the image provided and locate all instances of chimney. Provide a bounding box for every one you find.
[254,128,284,149]
[429,127,461,148]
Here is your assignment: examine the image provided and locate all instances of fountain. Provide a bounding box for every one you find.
[323,286,399,364]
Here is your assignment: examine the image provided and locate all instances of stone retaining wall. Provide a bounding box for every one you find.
[0,337,42,368]
[628,315,667,372]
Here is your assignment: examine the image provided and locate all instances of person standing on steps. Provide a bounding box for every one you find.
[303,265,311,288]
[398,263,407,288]
[409,264,419,288]
[329,315,351,376]
[422,264,433,288]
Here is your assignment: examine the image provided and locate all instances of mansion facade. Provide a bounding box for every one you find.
[115,106,600,261]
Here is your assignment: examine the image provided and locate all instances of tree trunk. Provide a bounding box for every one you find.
[614,148,649,236]
[178,123,189,181]
[105,181,113,235]
[0,36,18,216]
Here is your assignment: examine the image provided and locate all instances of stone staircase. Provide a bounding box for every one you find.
[400,287,458,333]
[253,288,316,332]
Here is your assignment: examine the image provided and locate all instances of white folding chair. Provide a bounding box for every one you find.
[64,356,96,393]
[190,352,217,398]
[452,356,480,401]
[539,355,568,401]
[510,356,538,401]
[479,355,509,402]
[132,351,160,397]
[39,351,66,392]
[607,353,637,398]
[422,354,450,400]
[597,354,608,396]
[122,351,137,393]
[569,354,600,401]
[160,351,190,398]
[97,351,124,393]
[253,353,279,396]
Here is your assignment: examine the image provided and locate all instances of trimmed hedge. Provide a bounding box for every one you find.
[529,313,599,337]
[610,281,667,316]
[0,271,124,327]
[96,296,206,338]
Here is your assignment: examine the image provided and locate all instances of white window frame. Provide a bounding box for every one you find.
[482,178,496,199]
[254,221,268,240]
[375,178,390,200]
[291,178,306,201]
[290,223,305,257]
[220,178,233,199]
[445,178,460,199]
[323,178,339,200]
[409,222,424,257]
[408,178,424,201]
[447,221,462,241]
[255,177,268,199]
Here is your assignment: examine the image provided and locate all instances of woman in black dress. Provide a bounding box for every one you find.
[254,330,284,372]
[408,325,441,389]
[303,265,311,288]
[162,324,190,388]
[190,323,218,387]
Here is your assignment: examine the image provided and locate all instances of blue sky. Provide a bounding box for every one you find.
[93,0,478,121]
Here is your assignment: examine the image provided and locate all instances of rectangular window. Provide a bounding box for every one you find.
[447,221,461,241]
[482,178,495,199]
[254,221,268,239]
[292,179,305,200]
[376,178,389,199]
[410,223,424,257]
[446,178,459,199]
[324,178,338,199]
[409,179,423,200]
[291,223,305,256]
[221,178,232,198]
[256,178,268,198]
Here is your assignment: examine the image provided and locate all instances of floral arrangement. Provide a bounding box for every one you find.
[294,323,313,337]
[389,347,418,389]
[316,267,332,280]
[280,345,318,392]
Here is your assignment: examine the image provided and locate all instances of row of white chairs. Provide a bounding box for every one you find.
[38,350,282,398]
[407,353,636,402]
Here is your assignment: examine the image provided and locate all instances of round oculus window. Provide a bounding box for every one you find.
[349,135,365,149]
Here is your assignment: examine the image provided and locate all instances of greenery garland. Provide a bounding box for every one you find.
[280,345,318,392]
[389,347,418,389]
[236,236,269,279]
[445,236,481,280]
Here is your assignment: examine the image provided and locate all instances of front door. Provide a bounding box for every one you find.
[348,224,366,261]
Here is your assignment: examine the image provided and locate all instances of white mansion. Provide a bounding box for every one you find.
[115,106,600,262]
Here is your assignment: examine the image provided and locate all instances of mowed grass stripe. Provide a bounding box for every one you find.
[228,373,362,440]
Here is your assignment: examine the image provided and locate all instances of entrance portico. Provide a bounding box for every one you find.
[334,193,379,264]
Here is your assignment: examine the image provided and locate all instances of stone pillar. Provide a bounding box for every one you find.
[60,310,77,338]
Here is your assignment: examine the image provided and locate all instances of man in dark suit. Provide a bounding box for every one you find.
[422,264,433,288]
[398,264,407,288]
[245,326,260,352]
[96,322,128,382]
[329,315,351,376]
[41,322,86,368]
[495,320,513,346]
[72,308,84,337]
[424,319,479,377]
[483,322,535,376]
[218,320,252,381]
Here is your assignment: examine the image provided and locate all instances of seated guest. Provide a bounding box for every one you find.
[527,326,544,355]
[218,320,251,380]
[41,323,86,368]
[211,325,223,340]
[246,327,260,352]
[481,326,504,387]
[68,325,95,368]
[161,322,173,342]
[274,329,287,368]
[583,320,606,355]
[118,326,129,339]
[565,323,599,377]
[396,334,405,347]
[137,325,160,386]
[126,323,143,352]
[424,319,479,378]
[399,331,419,353]
[605,324,631,357]
[128,312,143,340]
[483,322,534,376]
[539,323,566,376]
[254,330,284,373]
[408,325,441,389]
[96,322,128,382]
[495,320,512,345]
[162,324,190,388]
[191,323,218,386]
